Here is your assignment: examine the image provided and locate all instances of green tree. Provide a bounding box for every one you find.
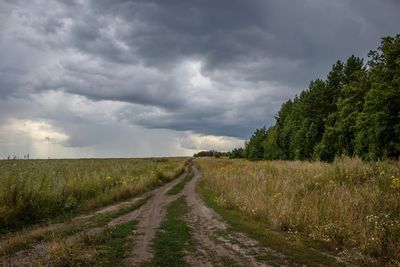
[263,127,283,160]
[355,35,400,159]
[316,56,367,160]
[237,35,399,162]
[229,148,245,159]
[246,127,267,160]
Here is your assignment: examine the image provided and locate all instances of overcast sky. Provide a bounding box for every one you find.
[0,0,399,158]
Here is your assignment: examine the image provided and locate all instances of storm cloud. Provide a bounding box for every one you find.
[0,0,399,158]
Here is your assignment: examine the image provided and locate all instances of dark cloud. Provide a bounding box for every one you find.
[0,0,399,157]
[87,0,400,87]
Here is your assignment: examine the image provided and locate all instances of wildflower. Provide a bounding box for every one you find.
[390,176,400,189]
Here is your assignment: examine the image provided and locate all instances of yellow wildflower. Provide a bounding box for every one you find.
[390,176,400,189]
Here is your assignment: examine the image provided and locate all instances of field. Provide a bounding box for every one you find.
[2,157,399,266]
[196,157,400,266]
[0,158,186,231]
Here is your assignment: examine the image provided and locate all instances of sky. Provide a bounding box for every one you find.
[0,0,399,158]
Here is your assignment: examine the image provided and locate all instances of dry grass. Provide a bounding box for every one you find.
[196,157,400,266]
[0,157,187,231]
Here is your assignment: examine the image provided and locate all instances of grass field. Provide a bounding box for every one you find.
[0,157,187,232]
[196,157,400,266]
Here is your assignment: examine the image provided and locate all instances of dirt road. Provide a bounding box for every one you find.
[120,167,186,265]
[126,163,288,266]
[3,163,291,266]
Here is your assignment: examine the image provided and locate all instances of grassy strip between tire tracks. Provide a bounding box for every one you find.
[166,174,193,195]
[143,196,191,267]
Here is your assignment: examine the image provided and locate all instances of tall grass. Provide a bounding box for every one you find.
[0,158,186,231]
[197,157,400,266]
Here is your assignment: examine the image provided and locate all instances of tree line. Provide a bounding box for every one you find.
[193,149,244,159]
[193,150,230,158]
[233,35,400,161]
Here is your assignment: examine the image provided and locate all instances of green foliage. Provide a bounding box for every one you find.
[229,147,245,159]
[244,127,267,160]
[355,36,400,160]
[317,56,369,159]
[193,150,229,158]
[263,127,283,160]
[237,35,400,161]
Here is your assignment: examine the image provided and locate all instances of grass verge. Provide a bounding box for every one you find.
[143,196,191,267]
[199,182,347,267]
[35,220,138,266]
[166,174,193,195]
[91,220,138,266]
[0,195,151,257]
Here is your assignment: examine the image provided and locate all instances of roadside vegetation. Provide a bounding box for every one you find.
[0,195,150,257]
[34,220,138,266]
[0,158,187,232]
[196,157,400,266]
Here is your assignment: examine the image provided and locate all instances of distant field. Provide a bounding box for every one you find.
[0,158,187,231]
[197,157,400,266]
